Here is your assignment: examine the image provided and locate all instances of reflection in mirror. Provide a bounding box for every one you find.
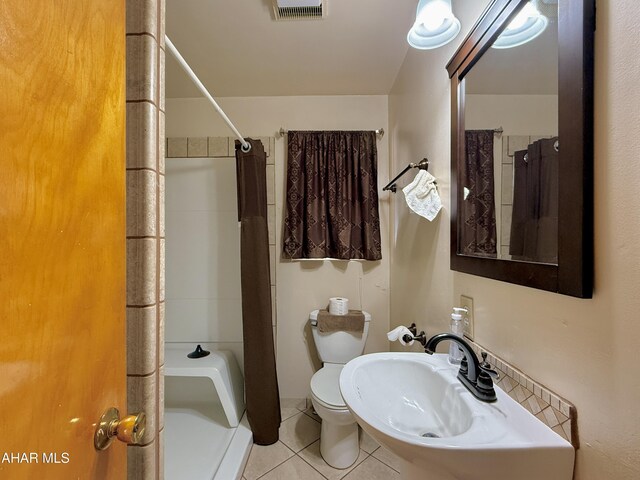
[461,0,558,265]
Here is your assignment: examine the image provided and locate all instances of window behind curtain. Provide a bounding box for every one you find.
[282,130,382,261]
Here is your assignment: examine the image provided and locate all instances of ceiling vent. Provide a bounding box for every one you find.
[272,0,326,20]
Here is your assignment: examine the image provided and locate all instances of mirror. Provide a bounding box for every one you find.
[463,3,558,263]
[447,0,594,297]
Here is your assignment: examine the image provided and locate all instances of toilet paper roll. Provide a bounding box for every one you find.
[387,326,414,346]
[328,297,349,315]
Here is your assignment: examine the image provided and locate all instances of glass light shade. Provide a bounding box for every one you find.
[492,2,549,49]
[407,0,461,50]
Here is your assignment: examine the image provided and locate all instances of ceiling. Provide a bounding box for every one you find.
[465,12,558,95]
[165,0,417,98]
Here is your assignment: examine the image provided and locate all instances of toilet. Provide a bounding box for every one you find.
[309,309,371,469]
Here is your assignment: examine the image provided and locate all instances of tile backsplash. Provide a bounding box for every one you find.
[468,340,579,448]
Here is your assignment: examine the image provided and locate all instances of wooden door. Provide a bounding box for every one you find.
[0,0,126,478]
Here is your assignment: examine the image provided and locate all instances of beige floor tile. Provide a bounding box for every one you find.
[371,446,403,473]
[299,441,368,480]
[358,428,380,454]
[281,406,302,422]
[279,412,321,453]
[280,398,307,411]
[260,456,325,480]
[302,406,321,423]
[242,441,294,480]
[343,456,401,480]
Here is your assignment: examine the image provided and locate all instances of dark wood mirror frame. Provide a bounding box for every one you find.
[446,0,595,298]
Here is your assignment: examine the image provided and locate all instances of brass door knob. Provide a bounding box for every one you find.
[94,407,146,450]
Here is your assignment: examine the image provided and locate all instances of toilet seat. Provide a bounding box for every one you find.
[310,365,347,410]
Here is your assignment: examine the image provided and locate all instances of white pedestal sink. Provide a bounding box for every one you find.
[339,352,574,480]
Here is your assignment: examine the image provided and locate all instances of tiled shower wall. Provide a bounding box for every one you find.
[125,1,165,478]
[165,136,277,367]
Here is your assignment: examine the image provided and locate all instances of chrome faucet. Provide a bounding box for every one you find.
[424,333,497,403]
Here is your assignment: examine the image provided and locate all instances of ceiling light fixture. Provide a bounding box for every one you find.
[407,0,461,50]
[492,2,548,49]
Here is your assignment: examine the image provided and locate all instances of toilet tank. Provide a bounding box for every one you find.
[309,309,371,364]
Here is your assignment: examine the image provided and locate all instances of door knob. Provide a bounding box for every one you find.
[94,407,146,450]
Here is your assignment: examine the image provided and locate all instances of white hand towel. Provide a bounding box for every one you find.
[402,170,442,221]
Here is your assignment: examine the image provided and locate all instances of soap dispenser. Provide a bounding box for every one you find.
[448,307,467,365]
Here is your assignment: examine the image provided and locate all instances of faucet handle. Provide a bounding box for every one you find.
[479,351,500,379]
[480,352,494,369]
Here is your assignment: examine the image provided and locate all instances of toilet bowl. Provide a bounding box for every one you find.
[309,310,371,469]
[311,364,359,469]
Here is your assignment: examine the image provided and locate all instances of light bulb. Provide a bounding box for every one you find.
[493,1,548,49]
[417,0,450,31]
[506,3,538,31]
[407,0,460,50]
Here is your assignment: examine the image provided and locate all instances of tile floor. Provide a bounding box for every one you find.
[242,401,402,480]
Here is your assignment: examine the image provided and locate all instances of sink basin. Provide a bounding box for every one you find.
[339,352,574,480]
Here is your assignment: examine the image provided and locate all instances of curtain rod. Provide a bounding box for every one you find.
[277,128,384,139]
[466,127,502,135]
[164,35,251,153]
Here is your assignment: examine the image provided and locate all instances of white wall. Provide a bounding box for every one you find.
[166,95,391,398]
[465,94,558,135]
[389,0,640,479]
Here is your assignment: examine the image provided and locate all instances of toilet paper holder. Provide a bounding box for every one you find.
[405,323,427,347]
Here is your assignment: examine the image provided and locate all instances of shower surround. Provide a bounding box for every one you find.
[164,135,278,361]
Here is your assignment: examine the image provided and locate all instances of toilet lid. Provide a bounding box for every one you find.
[310,366,346,408]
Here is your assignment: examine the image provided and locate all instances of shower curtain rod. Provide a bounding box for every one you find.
[277,127,385,139]
[164,35,251,152]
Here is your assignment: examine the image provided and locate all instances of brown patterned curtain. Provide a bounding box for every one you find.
[283,131,382,260]
[460,130,497,256]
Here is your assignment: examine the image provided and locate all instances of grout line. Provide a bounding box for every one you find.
[302,409,321,424]
[126,167,158,173]
[127,371,157,379]
[127,98,160,108]
[343,452,372,479]
[245,428,386,480]
[296,447,372,480]
[370,449,400,474]
[126,31,158,41]
[128,439,156,448]
[127,235,159,240]
[250,442,296,480]
[125,98,157,108]
[295,452,329,480]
